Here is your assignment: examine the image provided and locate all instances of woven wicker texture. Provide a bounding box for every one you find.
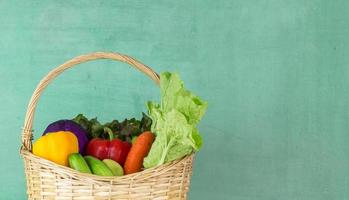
[20,52,194,200]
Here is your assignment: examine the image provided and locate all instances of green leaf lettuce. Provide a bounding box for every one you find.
[143,72,207,168]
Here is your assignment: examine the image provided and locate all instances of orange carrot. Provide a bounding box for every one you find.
[124,131,155,174]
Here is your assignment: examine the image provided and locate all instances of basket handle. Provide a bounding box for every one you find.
[21,52,160,151]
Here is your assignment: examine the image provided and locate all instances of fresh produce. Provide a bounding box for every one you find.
[33,131,79,166]
[68,153,92,174]
[72,115,103,139]
[86,128,131,166]
[124,131,155,174]
[34,71,207,176]
[103,159,124,176]
[43,120,89,154]
[72,113,152,142]
[84,156,113,176]
[143,72,207,168]
[131,136,138,144]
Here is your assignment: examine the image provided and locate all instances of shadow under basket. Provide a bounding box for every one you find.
[20,52,196,200]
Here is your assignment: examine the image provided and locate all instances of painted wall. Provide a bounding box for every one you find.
[1,1,349,199]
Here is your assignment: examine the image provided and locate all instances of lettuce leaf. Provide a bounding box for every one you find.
[143,72,207,168]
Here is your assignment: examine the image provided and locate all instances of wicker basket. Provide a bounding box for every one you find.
[20,52,195,200]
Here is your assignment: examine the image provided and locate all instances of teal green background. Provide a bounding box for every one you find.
[1,0,349,199]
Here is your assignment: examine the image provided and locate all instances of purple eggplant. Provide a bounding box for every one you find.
[43,120,89,154]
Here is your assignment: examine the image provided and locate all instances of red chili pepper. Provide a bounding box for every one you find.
[86,127,131,166]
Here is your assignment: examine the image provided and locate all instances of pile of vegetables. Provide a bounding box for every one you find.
[32,72,207,176]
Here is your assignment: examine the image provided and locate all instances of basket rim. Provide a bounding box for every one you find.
[21,148,194,184]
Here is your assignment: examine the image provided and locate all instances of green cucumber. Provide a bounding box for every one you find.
[68,153,92,174]
[103,159,124,176]
[84,156,113,176]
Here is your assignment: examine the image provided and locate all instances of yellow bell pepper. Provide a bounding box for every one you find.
[33,131,79,166]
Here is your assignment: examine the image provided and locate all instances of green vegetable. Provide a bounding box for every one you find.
[103,159,124,176]
[72,114,102,138]
[72,113,152,142]
[68,153,92,174]
[143,72,207,168]
[131,136,138,145]
[84,156,113,176]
